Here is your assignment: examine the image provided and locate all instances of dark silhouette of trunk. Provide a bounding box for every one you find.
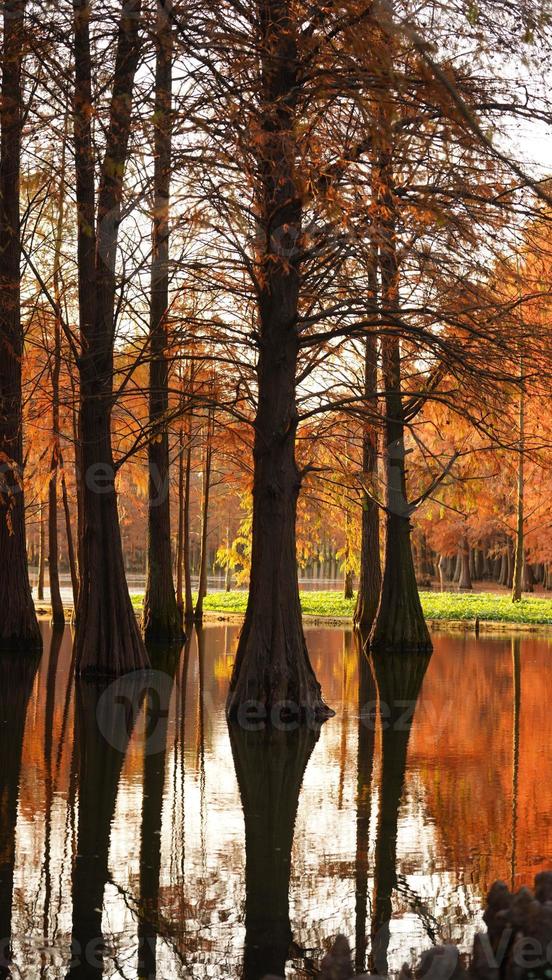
[369,648,431,975]
[458,536,473,591]
[227,0,331,722]
[224,521,232,592]
[176,425,184,615]
[137,641,181,978]
[38,499,46,601]
[72,0,149,674]
[344,569,354,600]
[512,364,524,603]
[61,468,80,604]
[369,57,431,655]
[47,126,68,629]
[354,631,376,974]
[194,410,213,623]
[0,647,41,977]
[523,556,534,593]
[68,674,145,978]
[183,433,194,623]
[0,0,41,649]
[354,329,381,630]
[143,2,182,643]
[229,723,318,980]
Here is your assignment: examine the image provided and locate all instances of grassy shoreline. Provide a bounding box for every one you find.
[126,589,552,629]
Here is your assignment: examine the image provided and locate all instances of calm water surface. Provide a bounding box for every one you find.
[1,624,550,978]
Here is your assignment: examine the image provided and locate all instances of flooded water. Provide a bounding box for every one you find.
[0,624,550,978]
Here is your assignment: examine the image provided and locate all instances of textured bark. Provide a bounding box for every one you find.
[354,331,381,630]
[368,27,430,655]
[73,0,149,674]
[229,723,318,980]
[61,467,79,603]
[0,650,40,977]
[369,648,431,975]
[0,0,41,649]
[143,2,182,643]
[38,500,46,601]
[227,0,331,722]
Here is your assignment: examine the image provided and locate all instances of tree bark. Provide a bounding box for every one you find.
[61,467,79,604]
[183,431,194,623]
[72,0,149,674]
[226,0,331,722]
[176,425,184,614]
[354,330,381,630]
[38,499,46,601]
[143,0,182,643]
[368,26,431,655]
[0,0,41,649]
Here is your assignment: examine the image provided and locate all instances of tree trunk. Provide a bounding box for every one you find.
[458,536,473,590]
[38,499,46,602]
[194,412,213,623]
[226,0,331,722]
[354,330,381,630]
[61,467,79,604]
[143,1,182,642]
[176,425,184,614]
[73,0,149,674]
[0,0,41,649]
[368,27,430,655]
[512,370,524,602]
[183,431,194,623]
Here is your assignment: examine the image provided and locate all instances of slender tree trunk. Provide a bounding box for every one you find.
[61,467,79,604]
[194,412,213,623]
[143,0,182,642]
[512,368,524,603]
[73,0,149,674]
[458,535,473,591]
[225,520,232,592]
[354,330,381,629]
[176,425,184,614]
[183,431,194,623]
[37,500,46,602]
[227,0,331,722]
[0,0,41,649]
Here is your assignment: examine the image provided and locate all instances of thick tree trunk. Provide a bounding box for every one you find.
[368,32,430,655]
[73,0,149,674]
[143,1,182,643]
[0,0,41,649]
[226,0,330,722]
[354,332,381,630]
[229,724,318,980]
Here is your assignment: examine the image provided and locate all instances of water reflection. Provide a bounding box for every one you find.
[1,625,551,977]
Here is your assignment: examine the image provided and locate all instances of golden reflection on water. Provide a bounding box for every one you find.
[1,624,551,977]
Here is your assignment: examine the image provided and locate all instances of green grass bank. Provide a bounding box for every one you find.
[129,589,552,628]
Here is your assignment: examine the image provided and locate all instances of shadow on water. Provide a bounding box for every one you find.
[369,643,432,976]
[0,644,41,979]
[229,721,319,980]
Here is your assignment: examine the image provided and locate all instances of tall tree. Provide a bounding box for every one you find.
[226,0,332,722]
[72,0,149,674]
[0,0,41,649]
[143,0,183,642]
